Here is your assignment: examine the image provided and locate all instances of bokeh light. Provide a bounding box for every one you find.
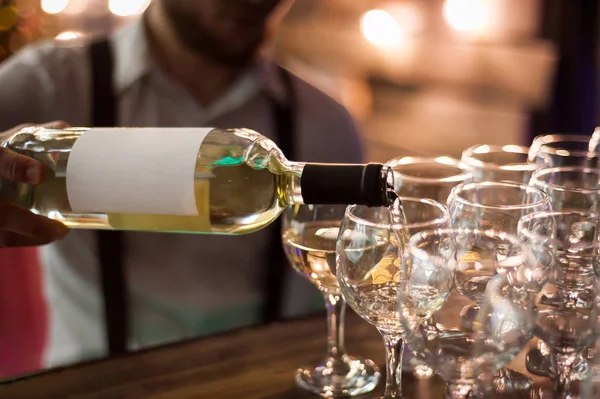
[443,0,492,33]
[361,9,403,48]
[108,0,150,17]
[41,0,69,14]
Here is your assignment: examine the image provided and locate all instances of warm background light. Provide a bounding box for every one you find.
[361,9,403,48]
[108,0,150,17]
[443,0,493,33]
[41,0,69,14]
[55,30,82,40]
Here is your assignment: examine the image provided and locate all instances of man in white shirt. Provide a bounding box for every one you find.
[0,0,363,368]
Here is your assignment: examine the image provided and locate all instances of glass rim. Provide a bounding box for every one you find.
[408,227,523,263]
[532,134,600,158]
[344,197,449,231]
[531,166,600,194]
[449,181,549,211]
[461,144,539,172]
[386,155,471,184]
[518,209,600,244]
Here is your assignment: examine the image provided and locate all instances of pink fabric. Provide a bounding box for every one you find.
[0,247,48,377]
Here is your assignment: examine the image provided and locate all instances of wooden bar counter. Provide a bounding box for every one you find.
[0,311,549,399]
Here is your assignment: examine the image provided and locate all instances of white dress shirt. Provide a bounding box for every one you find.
[0,17,363,368]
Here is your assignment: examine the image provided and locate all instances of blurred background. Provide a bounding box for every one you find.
[3,0,595,161]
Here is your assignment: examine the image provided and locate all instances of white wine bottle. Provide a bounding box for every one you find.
[1,126,396,234]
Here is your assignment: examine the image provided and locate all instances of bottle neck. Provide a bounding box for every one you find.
[280,161,306,206]
[282,162,396,207]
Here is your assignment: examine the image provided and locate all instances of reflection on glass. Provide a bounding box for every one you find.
[529,134,600,168]
[387,156,471,203]
[461,144,538,184]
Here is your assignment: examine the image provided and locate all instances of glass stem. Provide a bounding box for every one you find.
[380,332,404,398]
[323,293,347,364]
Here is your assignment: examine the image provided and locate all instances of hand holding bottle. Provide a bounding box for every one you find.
[0,122,69,247]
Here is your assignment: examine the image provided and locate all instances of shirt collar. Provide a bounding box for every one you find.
[110,17,287,104]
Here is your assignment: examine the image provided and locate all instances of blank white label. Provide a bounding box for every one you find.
[66,128,213,215]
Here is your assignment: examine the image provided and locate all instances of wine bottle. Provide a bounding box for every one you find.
[0,126,396,234]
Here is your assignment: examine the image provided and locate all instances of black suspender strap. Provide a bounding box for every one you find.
[261,67,297,324]
[88,39,129,356]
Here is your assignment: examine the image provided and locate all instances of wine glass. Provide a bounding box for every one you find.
[528,134,600,168]
[386,156,471,203]
[398,228,535,399]
[526,167,600,378]
[518,210,600,398]
[447,181,550,233]
[386,155,470,378]
[529,166,600,211]
[336,197,449,398]
[461,144,539,184]
[282,205,380,397]
[446,181,549,392]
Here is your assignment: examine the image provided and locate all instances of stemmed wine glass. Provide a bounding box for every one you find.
[397,228,535,399]
[282,205,380,397]
[386,155,469,378]
[446,181,550,392]
[336,197,449,398]
[461,144,539,184]
[386,156,471,203]
[518,210,600,398]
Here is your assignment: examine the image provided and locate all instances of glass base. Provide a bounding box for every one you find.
[493,368,532,393]
[295,356,380,397]
[526,343,592,380]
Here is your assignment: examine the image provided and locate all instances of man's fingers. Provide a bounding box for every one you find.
[0,201,68,241]
[0,146,45,184]
[0,121,70,184]
[41,121,69,129]
[0,232,64,248]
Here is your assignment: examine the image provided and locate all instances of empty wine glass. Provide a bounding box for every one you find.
[398,228,535,399]
[386,156,471,203]
[526,167,600,378]
[519,210,600,398]
[282,205,380,397]
[386,155,470,379]
[336,197,449,398]
[461,144,539,184]
[529,166,600,211]
[448,181,550,232]
[529,134,600,168]
[446,181,549,391]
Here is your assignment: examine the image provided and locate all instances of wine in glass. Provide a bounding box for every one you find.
[282,204,380,397]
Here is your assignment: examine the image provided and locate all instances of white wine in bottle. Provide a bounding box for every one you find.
[1,126,396,235]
